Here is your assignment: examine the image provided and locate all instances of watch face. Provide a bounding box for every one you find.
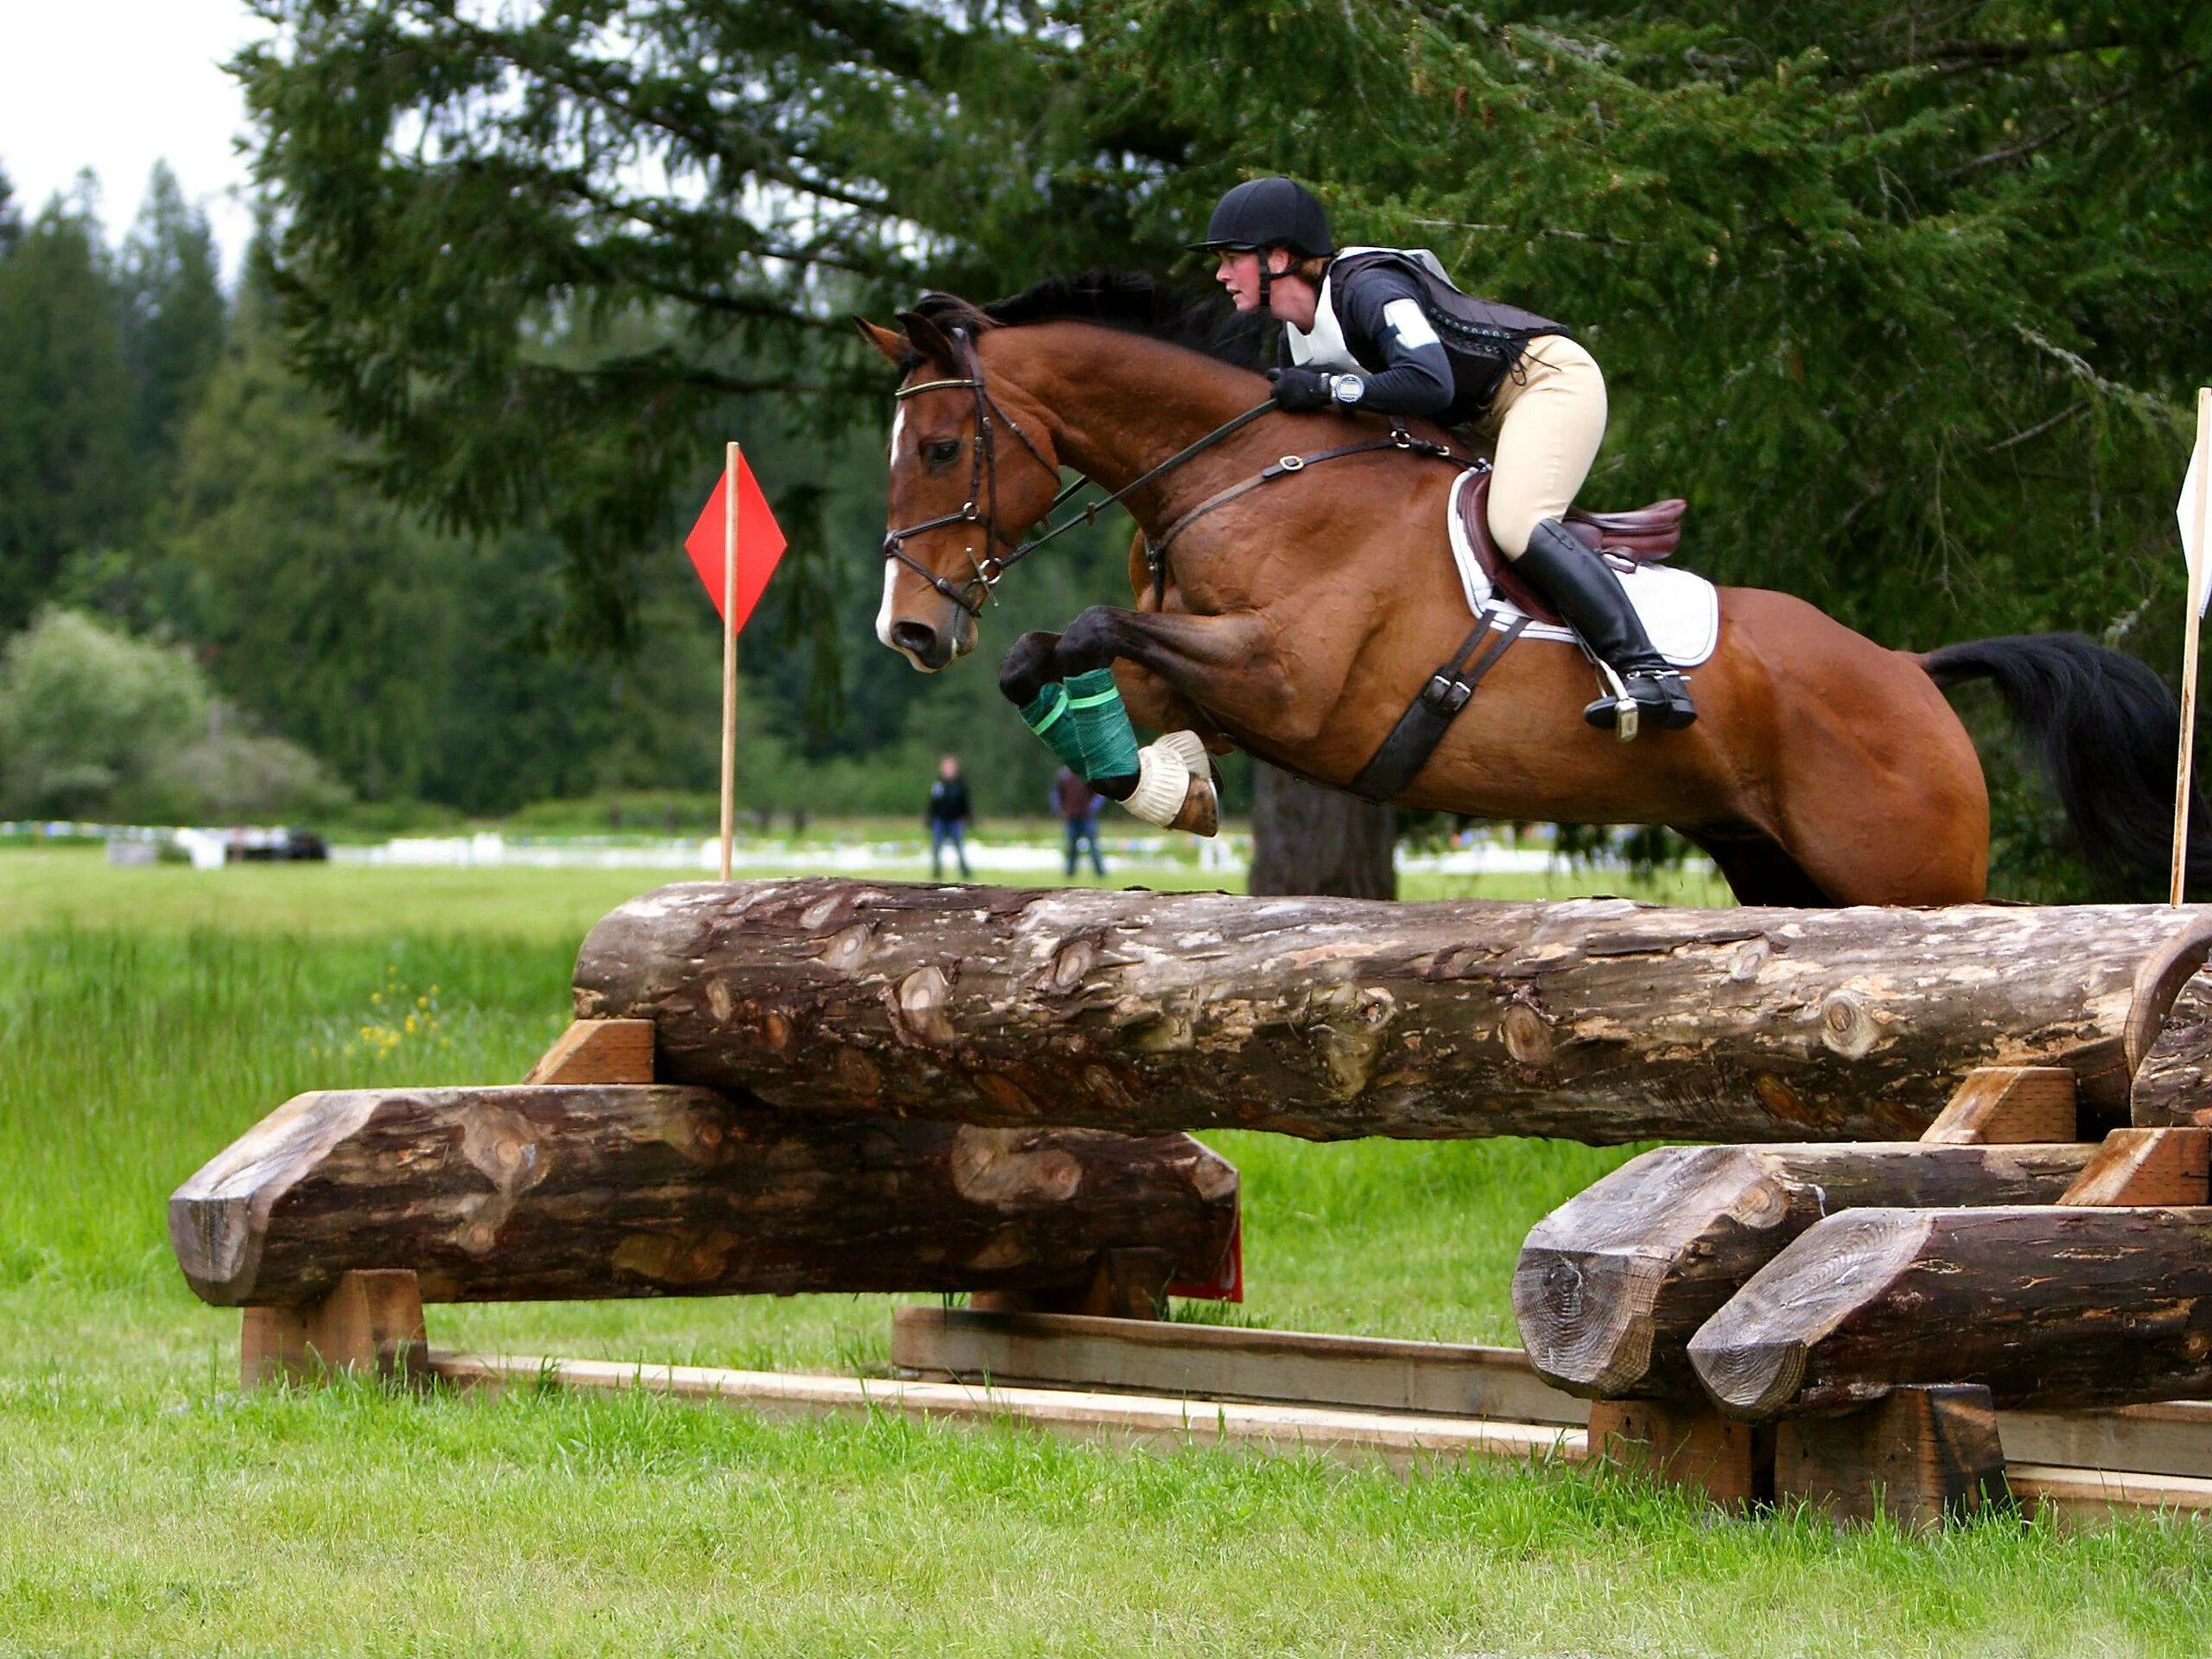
[1335,374,1366,404]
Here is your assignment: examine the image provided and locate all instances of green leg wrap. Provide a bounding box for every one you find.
[1020,668,1141,784]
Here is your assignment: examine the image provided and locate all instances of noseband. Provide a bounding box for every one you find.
[879,327,1064,619]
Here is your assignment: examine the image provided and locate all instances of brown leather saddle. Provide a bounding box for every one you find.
[1456,469,1687,626]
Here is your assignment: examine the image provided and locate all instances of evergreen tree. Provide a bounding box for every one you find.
[169,288,453,800]
[120,164,227,463]
[232,2,2212,891]
[0,186,137,632]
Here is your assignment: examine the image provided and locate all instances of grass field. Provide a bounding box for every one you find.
[5,848,2209,1656]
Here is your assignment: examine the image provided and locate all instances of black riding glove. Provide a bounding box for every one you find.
[1268,366,1334,412]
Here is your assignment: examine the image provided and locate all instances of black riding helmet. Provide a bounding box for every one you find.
[1189,177,1332,308]
[1188,176,1334,257]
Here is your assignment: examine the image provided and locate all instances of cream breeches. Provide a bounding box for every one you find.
[1482,335,1608,560]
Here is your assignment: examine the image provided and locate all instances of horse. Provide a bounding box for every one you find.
[860,275,2200,907]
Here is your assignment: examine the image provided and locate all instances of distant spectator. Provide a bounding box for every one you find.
[1054,766,1106,879]
[927,753,973,880]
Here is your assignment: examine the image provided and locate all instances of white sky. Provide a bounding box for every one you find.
[0,0,270,278]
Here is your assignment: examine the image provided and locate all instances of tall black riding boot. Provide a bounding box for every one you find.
[1512,519,1697,731]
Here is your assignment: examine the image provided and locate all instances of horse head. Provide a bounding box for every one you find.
[859,299,1064,671]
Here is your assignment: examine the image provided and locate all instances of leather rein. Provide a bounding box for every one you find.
[880,323,1482,615]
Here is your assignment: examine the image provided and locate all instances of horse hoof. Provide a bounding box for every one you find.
[1171,775,1219,837]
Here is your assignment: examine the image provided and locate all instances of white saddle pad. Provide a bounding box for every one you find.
[1446,471,1719,668]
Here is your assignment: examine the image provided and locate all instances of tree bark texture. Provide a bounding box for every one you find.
[2133,965,2212,1127]
[1247,763,1395,899]
[570,879,2212,1144]
[1687,1205,2212,1418]
[168,1085,1238,1307]
[1513,1141,2097,1401]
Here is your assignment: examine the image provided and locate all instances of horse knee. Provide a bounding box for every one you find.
[1057,608,1122,674]
[999,632,1062,706]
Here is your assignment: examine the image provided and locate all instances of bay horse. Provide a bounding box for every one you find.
[861,276,2199,906]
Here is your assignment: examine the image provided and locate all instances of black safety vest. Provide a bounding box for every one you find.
[1328,249,1570,417]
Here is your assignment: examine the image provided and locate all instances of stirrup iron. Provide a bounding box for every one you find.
[1592,661,1638,744]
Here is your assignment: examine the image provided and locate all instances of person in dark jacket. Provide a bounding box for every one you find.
[1190,176,1694,732]
[926,753,973,880]
[1054,766,1107,879]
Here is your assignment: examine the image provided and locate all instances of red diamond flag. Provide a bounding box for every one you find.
[685,453,788,632]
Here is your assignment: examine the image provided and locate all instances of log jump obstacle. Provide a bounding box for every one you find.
[168,878,2212,1524]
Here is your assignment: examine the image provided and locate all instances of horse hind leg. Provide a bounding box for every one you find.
[1681,826,1838,907]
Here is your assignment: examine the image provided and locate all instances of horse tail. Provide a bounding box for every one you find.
[1921,632,2211,890]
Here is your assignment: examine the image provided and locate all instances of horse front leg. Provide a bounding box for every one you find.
[1047,606,1294,832]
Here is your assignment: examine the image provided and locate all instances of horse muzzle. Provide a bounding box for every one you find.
[886,603,978,673]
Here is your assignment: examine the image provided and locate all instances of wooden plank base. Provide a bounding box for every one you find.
[403,1335,2212,1519]
[431,1351,1585,1472]
[243,1269,429,1387]
[893,1307,1586,1426]
[1773,1386,2010,1526]
[1586,1399,1773,1507]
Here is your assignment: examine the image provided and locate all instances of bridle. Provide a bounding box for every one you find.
[879,326,1066,619]
[880,320,1473,618]
[880,322,1282,620]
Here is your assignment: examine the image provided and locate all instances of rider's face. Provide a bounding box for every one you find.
[1214,249,1263,311]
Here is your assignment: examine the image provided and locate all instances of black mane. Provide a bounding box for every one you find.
[905,272,1270,372]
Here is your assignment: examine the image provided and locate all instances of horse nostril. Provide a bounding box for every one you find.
[891,620,940,660]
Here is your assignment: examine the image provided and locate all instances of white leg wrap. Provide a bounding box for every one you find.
[1157,729,1211,772]
[1122,742,1193,828]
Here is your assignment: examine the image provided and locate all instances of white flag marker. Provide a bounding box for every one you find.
[2171,387,2211,906]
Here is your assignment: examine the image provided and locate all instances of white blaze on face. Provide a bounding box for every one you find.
[878,399,930,667]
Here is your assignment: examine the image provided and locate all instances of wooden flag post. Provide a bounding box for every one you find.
[2175,390,2211,906]
[725,437,743,885]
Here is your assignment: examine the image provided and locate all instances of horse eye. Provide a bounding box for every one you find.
[924,438,963,465]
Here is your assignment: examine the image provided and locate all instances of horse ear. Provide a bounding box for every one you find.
[855,317,910,365]
[895,308,961,371]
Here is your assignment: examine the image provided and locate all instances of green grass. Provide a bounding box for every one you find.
[3,849,2203,1656]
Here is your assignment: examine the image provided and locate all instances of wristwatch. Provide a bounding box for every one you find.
[1329,373,1367,406]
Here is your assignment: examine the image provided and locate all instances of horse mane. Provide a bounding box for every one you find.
[902,272,1270,372]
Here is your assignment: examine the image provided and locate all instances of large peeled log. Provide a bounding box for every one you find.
[169,1085,1237,1306]
[1687,1205,2212,1418]
[570,879,2212,1144]
[1513,1142,2096,1400]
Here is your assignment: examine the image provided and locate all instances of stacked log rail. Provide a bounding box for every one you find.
[1688,1128,2212,1422]
[169,1082,1238,1382]
[571,880,2212,1144]
[165,877,2212,1523]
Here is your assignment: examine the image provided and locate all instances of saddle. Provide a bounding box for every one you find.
[1456,470,1687,627]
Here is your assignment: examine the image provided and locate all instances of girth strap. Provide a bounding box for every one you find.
[1346,609,1529,803]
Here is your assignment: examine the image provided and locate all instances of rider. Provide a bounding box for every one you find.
[1189,176,1696,731]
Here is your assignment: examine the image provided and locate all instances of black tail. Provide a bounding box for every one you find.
[1923,633,2212,892]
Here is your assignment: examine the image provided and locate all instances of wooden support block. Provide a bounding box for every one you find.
[2059,1128,2212,1206]
[524,1019,654,1084]
[242,1268,429,1388]
[1586,1398,1772,1507]
[1919,1067,2077,1146]
[970,1249,1176,1320]
[1773,1385,2011,1526]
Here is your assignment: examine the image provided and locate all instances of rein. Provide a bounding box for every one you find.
[880,327,1478,614]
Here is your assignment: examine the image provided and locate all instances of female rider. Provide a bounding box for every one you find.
[1191,176,1694,731]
